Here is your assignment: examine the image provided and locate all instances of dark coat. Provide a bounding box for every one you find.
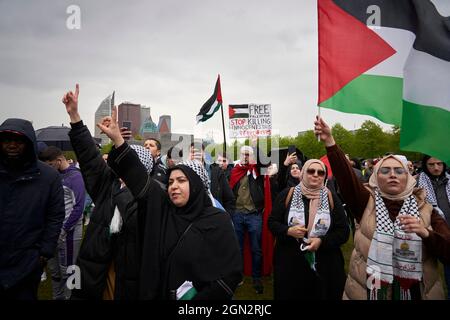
[0,119,65,289]
[107,142,243,300]
[68,121,140,299]
[151,156,168,189]
[268,187,349,300]
[231,171,266,212]
[208,164,235,214]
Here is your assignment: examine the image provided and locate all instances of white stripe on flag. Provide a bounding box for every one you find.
[231,106,248,112]
[365,27,415,78]
[404,48,450,111]
[206,100,219,116]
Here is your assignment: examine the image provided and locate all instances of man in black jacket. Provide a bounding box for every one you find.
[144,138,168,189]
[0,118,65,300]
[214,152,233,181]
[418,155,450,299]
[189,142,235,214]
[229,145,266,294]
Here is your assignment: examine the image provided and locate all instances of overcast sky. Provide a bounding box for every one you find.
[1,0,408,142]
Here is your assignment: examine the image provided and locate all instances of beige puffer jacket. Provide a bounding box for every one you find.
[343,187,445,300]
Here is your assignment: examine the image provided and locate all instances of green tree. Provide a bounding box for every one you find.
[295,130,325,159]
[331,123,354,154]
[101,142,113,155]
[353,120,388,158]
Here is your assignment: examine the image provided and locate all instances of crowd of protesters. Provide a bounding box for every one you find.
[0,84,449,300]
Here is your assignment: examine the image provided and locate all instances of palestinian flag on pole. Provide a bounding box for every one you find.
[228,104,249,119]
[318,0,450,164]
[196,75,222,123]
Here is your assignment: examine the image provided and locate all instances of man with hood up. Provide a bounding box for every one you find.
[0,118,65,300]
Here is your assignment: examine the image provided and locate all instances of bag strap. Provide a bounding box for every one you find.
[285,187,295,208]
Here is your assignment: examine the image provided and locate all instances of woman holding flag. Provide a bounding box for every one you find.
[314,116,450,300]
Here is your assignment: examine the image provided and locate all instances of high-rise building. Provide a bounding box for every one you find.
[158,115,171,133]
[117,102,142,138]
[141,106,151,123]
[94,95,113,145]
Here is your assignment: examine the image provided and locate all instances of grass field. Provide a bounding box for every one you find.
[38,233,447,300]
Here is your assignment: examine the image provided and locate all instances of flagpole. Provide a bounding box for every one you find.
[317,105,321,142]
[220,103,227,153]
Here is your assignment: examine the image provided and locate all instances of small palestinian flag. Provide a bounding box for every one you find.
[318,0,450,164]
[196,75,222,123]
[229,104,249,119]
[176,281,197,300]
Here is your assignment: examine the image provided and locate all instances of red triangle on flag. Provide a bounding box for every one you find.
[318,0,396,104]
[228,106,236,118]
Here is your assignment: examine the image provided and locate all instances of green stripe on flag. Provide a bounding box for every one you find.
[319,74,403,126]
[400,100,450,165]
[179,287,197,300]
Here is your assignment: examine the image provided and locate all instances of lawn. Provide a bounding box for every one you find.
[38,233,447,300]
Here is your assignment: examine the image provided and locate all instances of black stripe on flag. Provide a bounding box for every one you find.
[332,0,450,61]
[332,0,417,32]
[229,104,249,119]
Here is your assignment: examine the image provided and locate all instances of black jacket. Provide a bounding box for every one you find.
[208,164,235,214]
[68,121,140,300]
[107,142,243,300]
[151,156,168,189]
[0,119,65,289]
[231,171,266,212]
[268,187,349,300]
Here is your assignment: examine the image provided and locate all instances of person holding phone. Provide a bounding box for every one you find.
[268,158,349,300]
[277,145,303,190]
[314,116,450,300]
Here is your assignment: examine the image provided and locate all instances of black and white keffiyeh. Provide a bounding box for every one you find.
[178,159,226,210]
[366,189,422,300]
[287,184,331,238]
[130,144,154,173]
[179,159,211,191]
[110,144,153,234]
[417,172,450,218]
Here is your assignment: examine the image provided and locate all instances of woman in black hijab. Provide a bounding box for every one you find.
[285,161,302,188]
[98,108,242,300]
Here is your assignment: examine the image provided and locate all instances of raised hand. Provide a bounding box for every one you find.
[96,106,124,148]
[120,127,132,140]
[314,116,335,147]
[62,84,81,123]
[283,152,298,166]
[398,215,429,238]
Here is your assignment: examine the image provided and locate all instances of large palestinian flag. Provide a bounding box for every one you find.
[318,0,450,164]
[196,75,223,123]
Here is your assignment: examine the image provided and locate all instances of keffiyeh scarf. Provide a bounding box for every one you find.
[417,172,450,218]
[366,190,422,300]
[110,145,153,234]
[287,184,331,271]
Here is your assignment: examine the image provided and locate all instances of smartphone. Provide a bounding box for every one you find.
[288,145,296,156]
[122,121,132,140]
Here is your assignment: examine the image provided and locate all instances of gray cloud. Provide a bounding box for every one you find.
[0,0,391,142]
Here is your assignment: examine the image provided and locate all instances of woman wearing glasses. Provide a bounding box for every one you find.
[314,116,450,300]
[268,158,350,300]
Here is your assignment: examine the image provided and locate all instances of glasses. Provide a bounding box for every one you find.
[306,168,325,177]
[379,167,407,175]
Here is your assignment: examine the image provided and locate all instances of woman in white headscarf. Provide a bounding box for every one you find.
[314,116,450,300]
[268,159,350,300]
